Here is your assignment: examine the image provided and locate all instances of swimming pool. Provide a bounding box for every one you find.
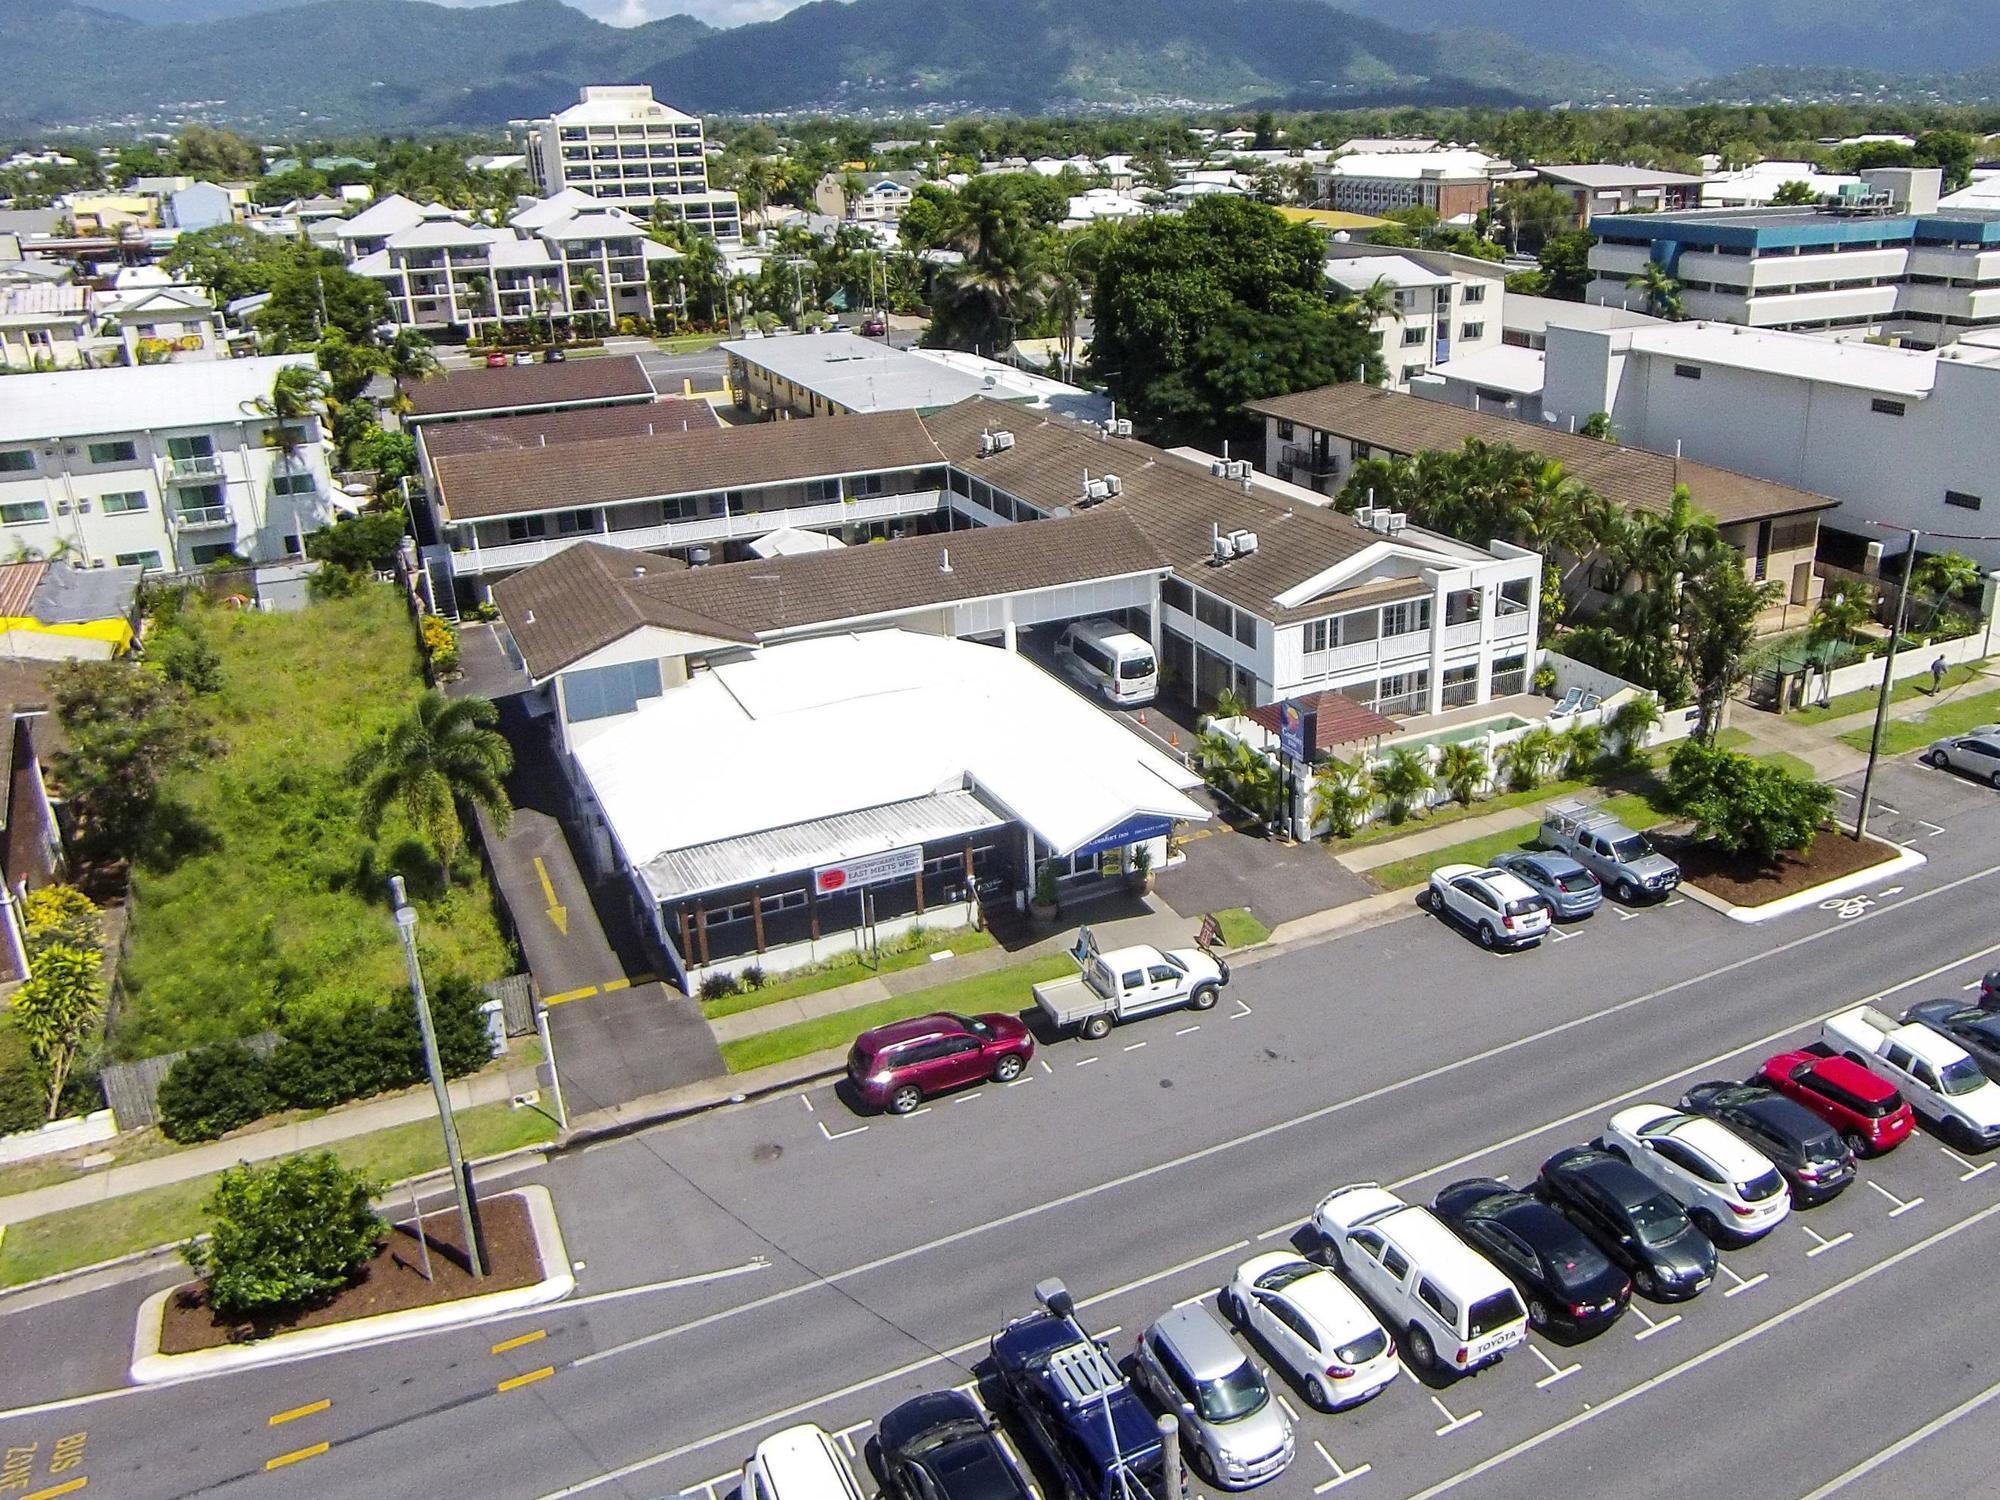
[1386,714,1535,752]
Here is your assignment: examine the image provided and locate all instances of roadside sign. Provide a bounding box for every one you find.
[1278,700,1316,764]
[812,845,921,895]
[1196,912,1223,951]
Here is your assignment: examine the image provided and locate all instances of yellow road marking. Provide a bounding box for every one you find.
[22,1481,88,1500]
[265,1442,330,1471]
[600,977,630,993]
[491,1329,547,1355]
[267,1398,330,1426]
[497,1366,556,1393]
[542,984,598,1007]
[533,856,569,936]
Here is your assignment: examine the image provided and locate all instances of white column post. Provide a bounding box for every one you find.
[1426,571,1448,715]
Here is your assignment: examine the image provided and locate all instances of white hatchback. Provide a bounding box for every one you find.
[1601,1104,1791,1244]
[1219,1253,1398,1411]
[1423,864,1552,950]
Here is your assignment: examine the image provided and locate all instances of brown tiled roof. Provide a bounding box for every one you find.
[492,543,755,682]
[402,355,655,419]
[1245,384,1840,526]
[0,563,48,619]
[1247,690,1398,747]
[418,399,717,460]
[432,409,942,522]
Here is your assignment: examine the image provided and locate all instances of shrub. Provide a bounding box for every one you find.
[419,614,459,675]
[22,885,101,959]
[1666,741,1838,863]
[0,1022,44,1136]
[150,624,224,695]
[1312,761,1371,839]
[1607,696,1662,763]
[427,973,498,1077]
[698,972,739,1002]
[157,1042,274,1143]
[1500,726,1557,792]
[739,965,766,990]
[182,1152,387,1317]
[1371,747,1432,824]
[266,1000,410,1109]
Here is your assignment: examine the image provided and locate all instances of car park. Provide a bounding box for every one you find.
[1134,1306,1294,1489]
[1600,1104,1791,1244]
[1901,999,2000,1083]
[1757,1049,1915,1158]
[1031,927,1228,1041]
[1536,1146,1717,1301]
[1538,801,1680,904]
[1678,1081,1856,1206]
[846,1011,1034,1114]
[1431,1178,1630,1338]
[743,1425,869,1500]
[1822,1005,2000,1151]
[1489,851,1602,920]
[1311,1183,1528,1375]
[988,1281,1165,1500]
[1925,731,2000,787]
[1422,864,1552,950]
[877,1392,1033,1500]
[1218,1253,1397,1412]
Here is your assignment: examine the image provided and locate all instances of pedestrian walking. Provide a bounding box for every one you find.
[1931,655,1948,694]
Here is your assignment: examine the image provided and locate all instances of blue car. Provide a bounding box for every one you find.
[1492,851,1602,920]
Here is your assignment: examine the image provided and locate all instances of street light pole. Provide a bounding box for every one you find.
[1855,527,1918,843]
[390,875,485,1277]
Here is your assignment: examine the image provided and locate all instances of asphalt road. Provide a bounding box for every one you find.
[5,756,1999,1500]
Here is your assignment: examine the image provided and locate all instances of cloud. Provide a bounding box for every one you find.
[571,0,807,24]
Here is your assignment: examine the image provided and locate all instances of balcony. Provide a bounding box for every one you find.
[160,454,223,483]
[1280,443,1338,477]
[171,503,231,529]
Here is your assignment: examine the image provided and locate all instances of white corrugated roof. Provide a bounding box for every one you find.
[0,354,317,443]
[1618,322,2000,398]
[1324,254,1450,292]
[1433,343,1546,396]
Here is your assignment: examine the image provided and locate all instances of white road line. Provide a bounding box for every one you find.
[1627,1304,1681,1341]
[799,1094,814,1114]
[1172,1291,1209,1310]
[1663,897,1687,909]
[1277,1395,1299,1422]
[1796,1370,2000,1499]
[1802,1224,1854,1257]
[1176,1025,1202,1036]
[1430,1394,1482,1436]
[1962,979,1984,991]
[1038,1058,1054,1075]
[900,1107,933,1119]
[1075,1056,1099,1067]
[1717,1261,1768,1298]
[1868,1180,1925,1216]
[1256,1222,1296,1241]
[1397,1198,2000,1500]
[1940,1145,1995,1180]
[1547,927,1577,943]
[1310,1440,1372,1493]
[1527,1342,1579,1388]
[1614,906,1639,921]
[1230,1000,1253,1019]
[680,1470,736,1500]
[1875,801,1901,815]
[818,1121,869,1142]
[1124,1041,1148,1052]
[1832,787,1857,800]
[954,1092,983,1105]
[1918,819,1947,837]
[1006,1075,1035,1089]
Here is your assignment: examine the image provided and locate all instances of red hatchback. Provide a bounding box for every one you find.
[847,1011,1034,1114]
[1758,1050,1915,1157]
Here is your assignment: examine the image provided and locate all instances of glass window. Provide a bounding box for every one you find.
[1673,364,1702,380]
[87,440,137,464]
[0,451,34,474]
[1302,619,1332,654]
[115,550,164,570]
[1401,326,1425,346]
[1194,591,1232,634]
[1161,577,1193,615]
[1233,611,1256,648]
[0,500,49,524]
[1463,284,1486,304]
[98,490,148,513]
[188,542,236,565]
[1379,1244,1411,1280]
[271,472,316,497]
[1460,322,1484,341]
[166,435,215,459]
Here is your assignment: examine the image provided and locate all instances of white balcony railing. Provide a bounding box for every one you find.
[1443,620,1484,650]
[172,504,231,529]
[451,489,944,576]
[160,454,223,483]
[1493,608,1533,641]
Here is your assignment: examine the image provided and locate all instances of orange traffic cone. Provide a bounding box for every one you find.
[1138,710,1148,725]
[1170,730,1181,750]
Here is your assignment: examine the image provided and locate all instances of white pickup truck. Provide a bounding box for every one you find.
[1032,925,1230,1040]
[1822,1005,2000,1151]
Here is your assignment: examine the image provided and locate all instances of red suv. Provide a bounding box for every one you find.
[848,1012,1034,1114]
[1758,1050,1915,1157]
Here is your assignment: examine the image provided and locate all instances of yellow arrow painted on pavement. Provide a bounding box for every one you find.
[533,856,569,935]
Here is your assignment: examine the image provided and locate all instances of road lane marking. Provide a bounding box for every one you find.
[1430,1394,1481,1435]
[1399,1198,2000,1500]
[1796,1369,2000,1498]
[265,1443,330,1470]
[492,1330,547,1356]
[818,1121,868,1141]
[498,1366,556,1393]
[21,1482,88,1500]
[1311,1440,1371,1493]
[1256,1222,1295,1241]
[601,977,632,993]
[1717,1261,1767,1298]
[1802,1224,1853,1257]
[1940,1146,1995,1180]
[1868,1180,1925,1216]
[542,984,598,1007]
[1176,1026,1202,1036]
[267,1398,331,1425]
[1123,1042,1147,1052]
[1528,1343,1579,1387]
[535,855,569,935]
[1627,1304,1680,1341]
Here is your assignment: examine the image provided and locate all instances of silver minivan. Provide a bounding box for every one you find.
[1134,1305,1294,1489]
[1055,618,1157,707]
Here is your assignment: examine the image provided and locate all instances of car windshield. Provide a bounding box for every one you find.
[1253,1263,1316,1294]
[1334,1328,1390,1365]
[908,1418,987,1454]
[1938,1057,1987,1097]
[1629,1193,1687,1246]
[1195,1362,1268,1422]
[1467,1290,1525,1339]
[948,1013,991,1039]
[1118,654,1156,681]
[1609,835,1649,862]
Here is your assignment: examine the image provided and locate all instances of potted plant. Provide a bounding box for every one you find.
[1029,860,1061,923]
[1128,843,1155,895]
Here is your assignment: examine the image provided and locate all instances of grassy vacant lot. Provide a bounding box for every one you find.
[703,927,998,1019]
[1368,790,1673,893]
[1789,660,1989,726]
[719,954,1076,1074]
[0,1101,554,1287]
[113,587,513,1060]
[1838,685,2000,756]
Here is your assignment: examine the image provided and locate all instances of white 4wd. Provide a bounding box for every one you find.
[1600,1104,1790,1244]
[1823,1005,2000,1151]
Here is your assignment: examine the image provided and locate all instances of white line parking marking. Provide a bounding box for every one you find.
[1940,1146,1995,1180]
[1006,1075,1035,1088]
[799,1094,814,1114]
[1613,906,1639,921]
[1717,1261,1767,1298]
[1311,1440,1372,1493]
[1176,1025,1202,1036]
[1918,819,1947,837]
[1075,1056,1099,1067]
[1663,897,1686,909]
[1527,1342,1579,1388]
[954,1093,983,1105]
[1430,1394,1482,1436]
[1277,1395,1299,1422]
[1797,1369,2000,1498]
[1230,999,1253,1019]
[1875,802,1901,815]
[680,1469,737,1500]
[900,1107,932,1119]
[1832,787,1857,800]
[1038,1059,1054,1075]
[1869,1180,1925,1216]
[1627,1304,1681,1341]
[1256,1222,1295,1241]
[818,1121,869,1141]
[1963,980,1985,991]
[1172,1291,1209,1311]
[1802,1224,1853,1257]
[1547,927,1577,943]
[1124,1041,1148,1052]
[833,1422,870,1457]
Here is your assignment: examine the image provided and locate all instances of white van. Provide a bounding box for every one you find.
[742,1425,867,1500]
[1312,1184,1528,1375]
[1055,618,1157,707]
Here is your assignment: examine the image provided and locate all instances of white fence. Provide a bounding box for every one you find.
[1806,632,1992,708]
[0,1108,117,1166]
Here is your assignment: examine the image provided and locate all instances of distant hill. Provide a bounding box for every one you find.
[0,0,1613,132]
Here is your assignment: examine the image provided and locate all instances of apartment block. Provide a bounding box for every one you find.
[1323,248,1506,392]
[525,85,741,242]
[1315,150,1502,222]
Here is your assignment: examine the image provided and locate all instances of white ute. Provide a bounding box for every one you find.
[1822,1005,2000,1151]
[1031,926,1229,1041]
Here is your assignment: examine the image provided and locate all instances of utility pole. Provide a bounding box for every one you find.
[1855,528,1918,843]
[390,875,484,1277]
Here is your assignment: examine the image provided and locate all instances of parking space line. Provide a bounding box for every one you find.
[1832,787,1857,800]
[799,1094,814,1114]
[1940,1146,1996,1180]
[265,1442,331,1470]
[1663,897,1686,908]
[1171,1291,1209,1310]
[833,1422,870,1457]
[818,1121,869,1142]
[498,1366,556,1393]
[900,1107,932,1119]
[491,1329,548,1355]
[1627,1304,1681,1341]
[1613,905,1639,921]
[1311,1440,1372,1493]
[1717,1261,1767,1298]
[1917,819,1947,837]
[1006,1075,1035,1088]
[1277,1394,1299,1422]
[268,1397,331,1425]
[20,1482,89,1500]
[680,1469,737,1500]
[1123,1041,1147,1052]
[1868,1180,1925,1216]
[1176,1025,1202,1036]
[1527,1342,1579,1387]
[1038,1059,1054,1075]
[1430,1394,1482,1436]
[1546,927,1577,943]
[1230,1000,1253,1019]
[953,1092,984,1105]
[1075,1056,1099,1067]
[1802,1224,1853,1257]
[1874,801,1901,815]
[1255,1222,1295,1241]
[1963,979,1985,991]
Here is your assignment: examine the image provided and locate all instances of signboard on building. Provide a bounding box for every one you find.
[813,845,922,895]
[1278,699,1317,764]
[1069,815,1175,860]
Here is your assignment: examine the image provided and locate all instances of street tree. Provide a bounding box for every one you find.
[355,690,513,886]
[1678,552,1782,742]
[182,1153,388,1316]
[1667,741,1836,863]
[13,942,106,1120]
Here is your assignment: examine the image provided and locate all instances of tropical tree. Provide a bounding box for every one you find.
[1770,180,1821,206]
[1494,181,1579,251]
[1913,550,1982,603]
[1666,741,1836,864]
[242,364,328,456]
[1607,695,1662,764]
[13,943,106,1120]
[1499,725,1558,792]
[572,267,604,337]
[1432,741,1487,806]
[1626,260,1685,320]
[1562,721,1606,776]
[1371,746,1433,823]
[1342,274,1404,326]
[1312,759,1372,839]
[1807,579,1878,649]
[355,691,513,886]
[48,660,213,866]
[1679,553,1783,742]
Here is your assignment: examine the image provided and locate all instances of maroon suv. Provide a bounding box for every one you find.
[847,1011,1034,1114]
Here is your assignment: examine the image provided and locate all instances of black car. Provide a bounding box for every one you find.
[1432,1177,1630,1338]
[1902,1000,2000,1084]
[1680,1080,1857,1206]
[543,347,567,362]
[878,1391,1034,1500]
[1536,1146,1717,1302]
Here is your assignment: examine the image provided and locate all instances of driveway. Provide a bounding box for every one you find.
[1153,785,1372,930]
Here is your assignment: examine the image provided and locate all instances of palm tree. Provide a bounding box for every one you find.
[1607,696,1662,764]
[356,691,513,887]
[1562,722,1605,776]
[1626,260,1685,320]
[1344,274,1404,326]
[1371,747,1433,823]
[1435,741,1487,806]
[573,267,604,338]
[383,331,441,419]
[1312,760,1372,839]
[1914,550,1982,603]
[242,364,328,456]
[1499,726,1558,792]
[462,272,496,330]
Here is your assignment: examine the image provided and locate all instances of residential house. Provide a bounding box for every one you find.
[400,352,659,430]
[0,559,143,660]
[93,271,226,364]
[164,181,233,232]
[1323,245,1507,391]
[0,286,93,370]
[524,85,742,242]
[1531,165,1703,227]
[722,332,1109,424]
[814,171,923,223]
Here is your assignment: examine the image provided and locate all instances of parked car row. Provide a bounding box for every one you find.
[1926,730,2000,788]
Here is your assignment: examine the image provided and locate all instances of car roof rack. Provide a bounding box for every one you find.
[1046,1341,1128,1407]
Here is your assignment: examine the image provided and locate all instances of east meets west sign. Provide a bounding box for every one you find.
[812,845,922,895]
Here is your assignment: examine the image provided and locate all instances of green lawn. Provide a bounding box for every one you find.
[1754,749,1820,780]
[1790,661,1989,725]
[1367,787,1673,893]
[1328,758,1654,854]
[719,955,1077,1074]
[1212,908,1269,947]
[1838,685,2000,756]
[703,927,998,1018]
[113,587,515,1059]
[0,1101,555,1287]
[655,333,725,354]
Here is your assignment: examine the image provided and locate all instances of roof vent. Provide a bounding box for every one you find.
[940,547,952,574]
[1228,528,1259,556]
[992,429,1015,451]
[524,609,536,624]
[633,565,646,577]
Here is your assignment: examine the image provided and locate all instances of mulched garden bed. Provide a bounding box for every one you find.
[160,1192,543,1354]
[1662,826,1902,907]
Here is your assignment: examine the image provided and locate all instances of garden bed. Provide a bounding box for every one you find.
[159,1192,541,1354]
[1665,827,1902,907]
